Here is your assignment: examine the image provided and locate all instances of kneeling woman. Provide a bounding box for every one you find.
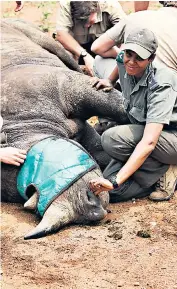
[89,28,177,202]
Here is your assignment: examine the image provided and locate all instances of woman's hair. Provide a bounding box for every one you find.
[148,53,156,61]
[70,1,98,21]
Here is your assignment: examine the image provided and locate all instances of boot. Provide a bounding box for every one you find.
[149,165,177,201]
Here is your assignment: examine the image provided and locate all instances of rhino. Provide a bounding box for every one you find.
[1,19,128,239]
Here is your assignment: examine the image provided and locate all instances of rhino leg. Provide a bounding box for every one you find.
[1,164,23,203]
[79,121,111,171]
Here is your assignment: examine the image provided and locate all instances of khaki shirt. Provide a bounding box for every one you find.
[106,7,177,72]
[56,0,126,44]
[116,52,177,130]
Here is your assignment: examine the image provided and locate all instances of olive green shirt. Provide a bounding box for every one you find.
[56,0,126,44]
[116,52,177,130]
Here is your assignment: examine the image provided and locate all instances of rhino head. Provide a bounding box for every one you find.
[16,137,109,240]
[23,168,109,240]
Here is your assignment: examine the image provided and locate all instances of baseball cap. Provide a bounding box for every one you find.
[122,28,158,59]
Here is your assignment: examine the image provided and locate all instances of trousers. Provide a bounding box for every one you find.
[102,124,177,202]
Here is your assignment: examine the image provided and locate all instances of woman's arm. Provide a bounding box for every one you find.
[92,66,119,91]
[89,123,164,194]
[115,123,164,185]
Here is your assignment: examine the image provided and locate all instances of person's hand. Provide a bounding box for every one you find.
[89,177,114,195]
[0,147,27,166]
[92,77,113,92]
[83,54,95,76]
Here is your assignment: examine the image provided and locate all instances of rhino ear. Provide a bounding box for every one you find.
[24,191,38,210]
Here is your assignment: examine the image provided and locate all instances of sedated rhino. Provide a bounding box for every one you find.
[1,19,128,239]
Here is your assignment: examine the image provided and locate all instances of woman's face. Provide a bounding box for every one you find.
[124,50,152,78]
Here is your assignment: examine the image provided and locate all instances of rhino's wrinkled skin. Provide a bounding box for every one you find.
[1,19,128,239]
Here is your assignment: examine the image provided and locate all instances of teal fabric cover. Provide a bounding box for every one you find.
[17,137,97,216]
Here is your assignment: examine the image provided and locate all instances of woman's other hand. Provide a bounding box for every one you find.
[92,77,113,92]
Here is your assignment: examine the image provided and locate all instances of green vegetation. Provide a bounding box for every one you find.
[38,2,56,32]
[2,1,57,33]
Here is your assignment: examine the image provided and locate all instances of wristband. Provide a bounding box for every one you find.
[80,50,87,58]
[112,180,119,189]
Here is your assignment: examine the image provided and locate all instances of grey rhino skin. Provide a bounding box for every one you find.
[1,19,128,239]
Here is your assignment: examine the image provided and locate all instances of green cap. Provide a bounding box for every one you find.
[122,28,158,59]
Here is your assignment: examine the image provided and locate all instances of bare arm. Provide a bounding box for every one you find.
[90,123,164,194]
[56,31,95,76]
[91,34,120,58]
[134,1,149,12]
[108,66,119,85]
[56,31,85,57]
[115,123,164,185]
[92,65,119,91]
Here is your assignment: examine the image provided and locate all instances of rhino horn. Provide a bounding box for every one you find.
[24,191,38,210]
[24,198,76,240]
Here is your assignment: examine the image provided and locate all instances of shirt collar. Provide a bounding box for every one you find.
[138,63,154,86]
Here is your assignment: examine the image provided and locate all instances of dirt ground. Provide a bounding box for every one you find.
[2,195,177,289]
[1,1,177,289]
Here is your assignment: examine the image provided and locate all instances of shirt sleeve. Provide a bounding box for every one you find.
[146,85,177,125]
[104,1,126,25]
[56,1,73,32]
[105,18,128,45]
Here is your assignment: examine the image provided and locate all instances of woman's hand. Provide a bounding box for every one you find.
[92,77,113,92]
[0,147,27,166]
[89,177,114,195]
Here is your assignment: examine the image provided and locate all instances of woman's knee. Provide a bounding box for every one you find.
[93,56,116,79]
[101,124,144,159]
[101,127,117,154]
[152,131,177,164]
[101,125,142,150]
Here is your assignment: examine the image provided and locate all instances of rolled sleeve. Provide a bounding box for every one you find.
[146,85,177,125]
[56,1,73,32]
[106,18,127,45]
